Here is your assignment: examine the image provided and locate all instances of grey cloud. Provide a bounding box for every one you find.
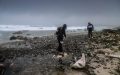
[0,0,120,26]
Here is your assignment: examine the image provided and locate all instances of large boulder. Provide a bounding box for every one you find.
[10,35,17,40]
[10,35,28,40]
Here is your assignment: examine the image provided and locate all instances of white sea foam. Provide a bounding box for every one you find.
[0,25,86,31]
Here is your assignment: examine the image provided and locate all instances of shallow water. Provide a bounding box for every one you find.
[0,30,55,43]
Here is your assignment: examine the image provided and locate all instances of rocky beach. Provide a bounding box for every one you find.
[0,29,120,75]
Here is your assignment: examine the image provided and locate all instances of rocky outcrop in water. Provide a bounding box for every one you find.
[10,35,28,40]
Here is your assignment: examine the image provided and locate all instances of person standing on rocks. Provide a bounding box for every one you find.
[87,22,94,38]
[56,24,67,55]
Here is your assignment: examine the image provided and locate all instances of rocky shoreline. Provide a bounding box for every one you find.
[0,29,120,75]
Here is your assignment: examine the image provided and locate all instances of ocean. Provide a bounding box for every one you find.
[0,24,117,44]
[0,25,87,31]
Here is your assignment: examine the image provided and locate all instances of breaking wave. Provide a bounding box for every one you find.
[0,25,86,31]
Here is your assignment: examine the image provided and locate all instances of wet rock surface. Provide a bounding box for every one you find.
[1,34,88,75]
[0,29,120,75]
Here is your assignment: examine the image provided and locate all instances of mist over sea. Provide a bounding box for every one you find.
[0,25,87,31]
[0,24,116,31]
[0,24,118,44]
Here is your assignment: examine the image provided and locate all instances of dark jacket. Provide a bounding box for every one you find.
[56,26,66,39]
[87,24,94,31]
[56,27,63,40]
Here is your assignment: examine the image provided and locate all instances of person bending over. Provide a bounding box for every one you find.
[56,24,67,51]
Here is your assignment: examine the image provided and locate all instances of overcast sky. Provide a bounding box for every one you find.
[0,0,120,26]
